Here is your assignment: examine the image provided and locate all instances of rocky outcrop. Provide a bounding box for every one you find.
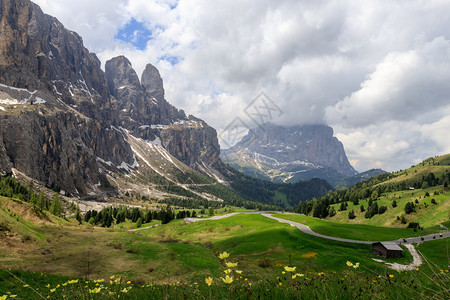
[0,0,109,113]
[104,56,223,171]
[222,123,357,185]
[0,107,134,195]
[0,0,225,195]
[141,63,165,101]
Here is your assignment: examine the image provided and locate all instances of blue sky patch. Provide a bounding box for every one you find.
[115,18,152,50]
[159,55,181,65]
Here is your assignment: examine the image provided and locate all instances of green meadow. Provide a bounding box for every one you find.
[1,196,449,299]
[272,213,439,241]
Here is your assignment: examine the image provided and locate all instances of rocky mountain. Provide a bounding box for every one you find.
[221,123,360,187]
[0,0,224,197]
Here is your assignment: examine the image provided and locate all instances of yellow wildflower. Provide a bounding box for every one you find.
[354,262,360,268]
[224,269,232,274]
[0,296,6,300]
[346,261,353,267]
[9,296,16,299]
[294,273,304,278]
[62,283,68,286]
[23,285,29,288]
[68,279,78,284]
[50,289,56,293]
[236,270,242,274]
[109,281,113,285]
[115,277,121,282]
[279,282,282,286]
[226,262,238,268]
[127,281,131,284]
[219,252,230,260]
[222,275,233,284]
[284,266,296,272]
[45,284,50,288]
[89,287,101,294]
[282,271,286,274]
[110,275,115,279]
[389,274,394,278]
[205,276,213,286]
[416,268,419,271]
[121,288,129,293]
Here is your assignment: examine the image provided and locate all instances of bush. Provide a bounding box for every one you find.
[348,210,356,219]
[431,198,436,204]
[404,202,415,214]
[378,206,387,214]
[407,222,419,229]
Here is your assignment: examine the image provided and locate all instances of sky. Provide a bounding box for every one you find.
[33,0,450,172]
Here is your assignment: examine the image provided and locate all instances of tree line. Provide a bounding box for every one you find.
[294,170,448,219]
[0,175,64,217]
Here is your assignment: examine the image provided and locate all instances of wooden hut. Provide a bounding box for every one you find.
[372,242,403,258]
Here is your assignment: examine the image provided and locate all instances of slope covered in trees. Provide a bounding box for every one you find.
[294,154,450,227]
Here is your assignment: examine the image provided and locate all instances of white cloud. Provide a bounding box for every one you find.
[32,0,450,172]
[325,37,450,128]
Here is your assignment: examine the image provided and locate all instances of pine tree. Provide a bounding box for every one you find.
[49,193,62,217]
[136,217,142,228]
[144,211,153,223]
[75,206,82,225]
[348,210,356,219]
[38,190,47,211]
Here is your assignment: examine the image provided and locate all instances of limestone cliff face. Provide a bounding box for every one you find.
[0,0,109,113]
[0,0,224,195]
[0,107,135,195]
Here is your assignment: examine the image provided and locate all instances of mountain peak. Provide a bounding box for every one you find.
[222,123,357,185]
[105,55,142,98]
[141,63,165,101]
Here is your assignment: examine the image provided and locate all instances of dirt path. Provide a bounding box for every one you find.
[372,244,422,271]
[128,224,161,232]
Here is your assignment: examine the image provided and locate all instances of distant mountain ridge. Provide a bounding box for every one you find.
[221,123,381,187]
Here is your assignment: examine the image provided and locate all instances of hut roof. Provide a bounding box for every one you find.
[379,242,403,251]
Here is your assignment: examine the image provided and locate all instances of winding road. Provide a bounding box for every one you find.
[185,211,450,245]
[184,211,450,270]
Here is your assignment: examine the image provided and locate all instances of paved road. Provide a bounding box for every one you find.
[185,211,450,245]
[262,214,374,244]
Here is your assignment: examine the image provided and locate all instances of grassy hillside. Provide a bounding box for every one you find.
[295,154,450,228]
[0,195,448,299]
[328,186,450,227]
[272,213,439,241]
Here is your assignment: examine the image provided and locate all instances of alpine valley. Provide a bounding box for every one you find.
[0,0,335,210]
[0,1,449,300]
